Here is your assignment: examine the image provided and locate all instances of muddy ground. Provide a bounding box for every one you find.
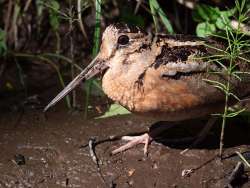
[0,102,250,188]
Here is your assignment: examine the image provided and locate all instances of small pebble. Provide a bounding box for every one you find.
[14,154,26,165]
[152,162,158,169]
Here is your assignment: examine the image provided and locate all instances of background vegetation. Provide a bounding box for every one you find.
[0,0,249,123]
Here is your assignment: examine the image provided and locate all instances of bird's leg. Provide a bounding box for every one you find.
[111,133,152,155]
[111,118,217,155]
[181,117,217,154]
[111,122,176,155]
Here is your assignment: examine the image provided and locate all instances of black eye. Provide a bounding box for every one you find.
[117,35,129,45]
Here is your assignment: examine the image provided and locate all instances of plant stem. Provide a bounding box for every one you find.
[69,0,76,108]
[12,52,71,109]
[84,0,102,118]
[77,0,89,41]
[219,48,234,158]
[219,80,230,158]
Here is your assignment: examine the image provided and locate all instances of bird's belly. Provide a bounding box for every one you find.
[133,79,203,113]
[103,76,224,121]
[102,72,211,117]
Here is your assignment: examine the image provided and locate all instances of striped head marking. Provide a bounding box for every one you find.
[99,23,149,61]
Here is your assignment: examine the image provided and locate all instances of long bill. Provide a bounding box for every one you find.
[43,56,108,112]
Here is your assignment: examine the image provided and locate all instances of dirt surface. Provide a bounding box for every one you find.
[0,108,250,188]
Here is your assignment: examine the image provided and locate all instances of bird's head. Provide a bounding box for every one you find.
[98,23,148,61]
[44,23,149,111]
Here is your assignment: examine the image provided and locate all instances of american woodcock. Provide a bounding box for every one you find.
[44,23,250,155]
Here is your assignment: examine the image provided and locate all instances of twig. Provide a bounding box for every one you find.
[80,135,120,149]
[88,138,100,167]
[24,0,32,12]
[176,0,195,9]
[77,0,89,41]
[181,117,217,155]
[69,1,76,108]
[181,155,218,177]
[226,162,245,188]
[4,0,13,36]
[235,151,250,168]
[88,138,111,188]
[134,0,143,14]
[12,2,20,49]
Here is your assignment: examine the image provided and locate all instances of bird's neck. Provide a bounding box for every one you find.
[101,44,159,111]
[102,64,145,111]
[102,51,153,110]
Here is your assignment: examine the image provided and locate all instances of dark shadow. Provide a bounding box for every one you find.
[147,117,250,150]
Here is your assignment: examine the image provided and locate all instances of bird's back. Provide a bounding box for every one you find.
[102,34,250,121]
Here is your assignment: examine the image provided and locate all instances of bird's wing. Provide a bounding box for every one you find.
[150,36,220,79]
[146,36,250,102]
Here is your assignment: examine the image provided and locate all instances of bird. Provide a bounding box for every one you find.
[44,23,250,155]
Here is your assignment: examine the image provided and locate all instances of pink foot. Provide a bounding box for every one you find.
[111,133,152,155]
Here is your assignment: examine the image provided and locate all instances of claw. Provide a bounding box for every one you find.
[111,133,152,155]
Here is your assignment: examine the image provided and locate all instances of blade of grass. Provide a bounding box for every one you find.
[92,0,101,56]
[13,52,71,109]
[84,0,102,118]
[77,0,89,41]
[236,151,250,168]
[149,0,159,33]
[149,0,174,34]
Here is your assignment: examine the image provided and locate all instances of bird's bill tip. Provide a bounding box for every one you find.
[43,71,87,112]
[43,55,107,112]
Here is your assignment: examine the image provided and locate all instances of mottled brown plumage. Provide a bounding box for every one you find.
[45,23,250,154]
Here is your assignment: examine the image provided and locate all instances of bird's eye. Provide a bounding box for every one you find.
[117,35,129,45]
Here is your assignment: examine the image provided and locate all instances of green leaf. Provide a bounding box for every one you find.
[0,41,7,55]
[220,8,236,18]
[50,16,59,30]
[50,0,59,11]
[196,22,216,37]
[149,0,159,32]
[49,0,60,31]
[158,8,174,34]
[193,4,209,22]
[36,0,44,17]
[0,29,7,56]
[206,6,220,22]
[193,4,220,22]
[216,16,231,30]
[0,29,5,41]
[96,103,131,119]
